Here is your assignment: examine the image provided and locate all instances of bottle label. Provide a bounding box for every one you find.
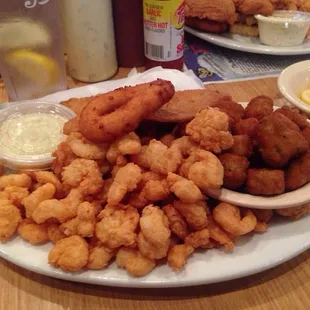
[143,0,184,62]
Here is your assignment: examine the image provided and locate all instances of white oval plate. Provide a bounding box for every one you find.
[0,215,309,288]
[185,26,310,55]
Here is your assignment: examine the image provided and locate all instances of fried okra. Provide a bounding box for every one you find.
[244,95,274,120]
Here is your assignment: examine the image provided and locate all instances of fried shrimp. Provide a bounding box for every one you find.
[32,188,83,224]
[107,163,143,206]
[60,202,97,237]
[22,183,56,219]
[79,79,175,143]
[67,132,108,160]
[0,186,29,207]
[61,159,103,195]
[0,174,32,190]
[276,203,310,220]
[167,172,203,203]
[96,204,140,249]
[87,244,114,270]
[162,204,189,240]
[34,171,63,197]
[17,219,49,244]
[173,200,209,231]
[213,203,257,236]
[146,140,183,175]
[48,235,89,272]
[186,108,233,153]
[137,205,171,260]
[185,228,211,248]
[116,247,156,277]
[167,244,194,271]
[0,202,21,242]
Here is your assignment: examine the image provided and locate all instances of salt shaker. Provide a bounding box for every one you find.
[61,0,118,82]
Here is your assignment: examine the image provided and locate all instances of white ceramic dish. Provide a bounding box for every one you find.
[185,26,310,55]
[278,60,310,115]
[0,215,309,288]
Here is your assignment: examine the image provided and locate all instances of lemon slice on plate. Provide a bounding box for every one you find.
[4,50,60,86]
[300,89,310,105]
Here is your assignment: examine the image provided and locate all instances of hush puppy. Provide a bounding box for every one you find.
[219,153,250,190]
[244,95,274,120]
[246,168,285,196]
[254,113,308,168]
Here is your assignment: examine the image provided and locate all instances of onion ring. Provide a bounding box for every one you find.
[79,79,175,143]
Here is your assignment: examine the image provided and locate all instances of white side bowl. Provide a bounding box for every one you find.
[278,60,310,115]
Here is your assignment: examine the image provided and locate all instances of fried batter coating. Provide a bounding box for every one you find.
[167,244,194,271]
[60,202,96,237]
[52,141,77,178]
[117,132,142,155]
[34,171,63,198]
[185,17,229,33]
[47,224,66,243]
[213,203,257,236]
[229,23,259,37]
[32,188,83,224]
[22,183,56,219]
[207,216,234,251]
[146,140,183,175]
[229,135,253,157]
[79,79,175,143]
[275,106,309,130]
[167,172,203,203]
[48,235,89,272]
[18,219,49,244]
[0,203,21,242]
[181,150,224,190]
[171,136,199,156]
[61,158,103,195]
[254,113,308,168]
[247,168,285,195]
[96,204,139,249]
[244,95,274,121]
[185,0,236,23]
[285,151,310,191]
[162,204,189,240]
[137,205,171,260]
[116,247,156,277]
[67,132,108,160]
[233,118,259,137]
[87,245,114,270]
[213,100,245,124]
[160,134,175,147]
[233,0,274,15]
[276,203,310,220]
[219,153,249,190]
[107,163,142,206]
[302,127,310,145]
[0,174,32,190]
[130,145,150,169]
[0,186,29,207]
[186,108,233,154]
[185,228,211,248]
[173,200,208,231]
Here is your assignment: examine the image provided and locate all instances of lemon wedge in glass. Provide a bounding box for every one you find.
[4,50,60,86]
[300,89,310,105]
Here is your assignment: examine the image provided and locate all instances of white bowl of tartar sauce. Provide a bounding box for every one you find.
[0,101,76,170]
[255,11,310,47]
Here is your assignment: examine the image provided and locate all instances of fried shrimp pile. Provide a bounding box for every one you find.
[0,83,309,278]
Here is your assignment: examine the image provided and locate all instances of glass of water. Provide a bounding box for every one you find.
[0,0,67,101]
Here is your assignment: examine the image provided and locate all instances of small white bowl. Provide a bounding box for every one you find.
[0,101,76,171]
[255,11,310,47]
[278,60,310,115]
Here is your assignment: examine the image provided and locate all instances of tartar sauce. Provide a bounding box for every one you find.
[0,113,66,158]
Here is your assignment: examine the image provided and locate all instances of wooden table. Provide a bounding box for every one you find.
[0,69,309,310]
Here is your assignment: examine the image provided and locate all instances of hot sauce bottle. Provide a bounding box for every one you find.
[143,0,185,71]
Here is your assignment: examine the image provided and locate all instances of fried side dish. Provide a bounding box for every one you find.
[0,84,309,278]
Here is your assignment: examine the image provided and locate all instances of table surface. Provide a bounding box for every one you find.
[0,69,309,310]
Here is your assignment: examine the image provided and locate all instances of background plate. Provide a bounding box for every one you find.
[185,26,310,56]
